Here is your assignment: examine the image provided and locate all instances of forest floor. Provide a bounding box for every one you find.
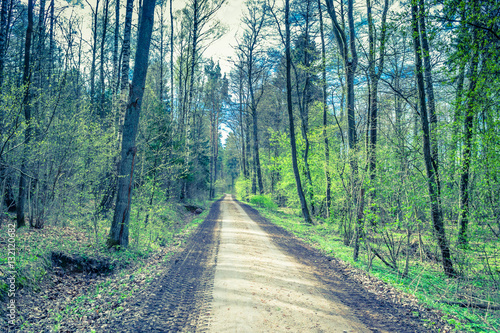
[3,195,455,332]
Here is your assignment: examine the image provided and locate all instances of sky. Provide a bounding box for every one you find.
[58,0,245,143]
[203,0,246,74]
[56,0,246,74]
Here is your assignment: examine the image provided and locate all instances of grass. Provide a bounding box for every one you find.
[246,202,500,333]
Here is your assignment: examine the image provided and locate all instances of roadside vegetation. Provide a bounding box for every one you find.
[0,202,209,331]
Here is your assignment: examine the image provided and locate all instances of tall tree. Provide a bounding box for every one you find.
[411,0,455,277]
[120,0,134,93]
[366,0,389,191]
[205,60,228,199]
[286,0,312,224]
[17,0,34,228]
[292,0,316,214]
[239,0,267,195]
[317,0,331,217]
[325,0,361,260]
[112,0,120,93]
[0,0,8,84]
[108,0,157,248]
[418,0,439,170]
[88,0,100,106]
[169,0,174,117]
[100,0,110,116]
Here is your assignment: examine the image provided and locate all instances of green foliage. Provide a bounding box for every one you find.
[235,177,252,201]
[249,195,278,211]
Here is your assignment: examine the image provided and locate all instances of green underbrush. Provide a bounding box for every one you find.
[245,201,500,333]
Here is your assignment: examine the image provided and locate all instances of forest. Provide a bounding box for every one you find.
[0,0,499,331]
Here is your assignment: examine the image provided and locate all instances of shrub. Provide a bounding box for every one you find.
[249,195,278,211]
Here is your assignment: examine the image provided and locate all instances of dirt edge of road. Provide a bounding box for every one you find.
[106,198,222,333]
[236,197,450,333]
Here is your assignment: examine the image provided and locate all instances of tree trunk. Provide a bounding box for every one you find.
[418,0,439,174]
[286,0,312,224]
[48,0,55,80]
[17,0,34,228]
[100,0,110,117]
[0,0,9,84]
[90,0,100,105]
[296,0,314,214]
[325,0,360,259]
[238,68,248,178]
[411,1,455,277]
[366,0,388,185]
[159,1,166,103]
[318,0,331,217]
[109,0,156,248]
[112,0,120,94]
[120,0,134,93]
[169,0,174,116]
[458,48,478,246]
[36,0,46,79]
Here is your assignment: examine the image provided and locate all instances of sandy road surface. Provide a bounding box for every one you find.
[108,195,431,332]
[206,195,369,332]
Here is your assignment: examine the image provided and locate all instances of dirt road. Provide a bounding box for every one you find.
[207,195,368,332]
[109,195,431,332]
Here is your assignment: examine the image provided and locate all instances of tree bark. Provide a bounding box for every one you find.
[458,48,478,246]
[411,1,455,277]
[109,0,156,248]
[120,0,134,93]
[286,0,312,224]
[17,0,34,228]
[112,0,120,94]
[318,0,331,217]
[100,0,110,117]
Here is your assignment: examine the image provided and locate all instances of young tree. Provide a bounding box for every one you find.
[325,0,362,259]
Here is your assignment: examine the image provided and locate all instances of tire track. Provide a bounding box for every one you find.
[107,199,221,332]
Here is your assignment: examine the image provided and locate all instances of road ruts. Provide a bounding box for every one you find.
[107,199,221,333]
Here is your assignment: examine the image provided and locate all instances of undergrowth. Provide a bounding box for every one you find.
[0,201,209,302]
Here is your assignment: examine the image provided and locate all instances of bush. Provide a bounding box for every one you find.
[234,177,252,201]
[249,195,278,211]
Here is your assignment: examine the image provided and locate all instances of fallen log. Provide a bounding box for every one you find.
[439,300,500,311]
